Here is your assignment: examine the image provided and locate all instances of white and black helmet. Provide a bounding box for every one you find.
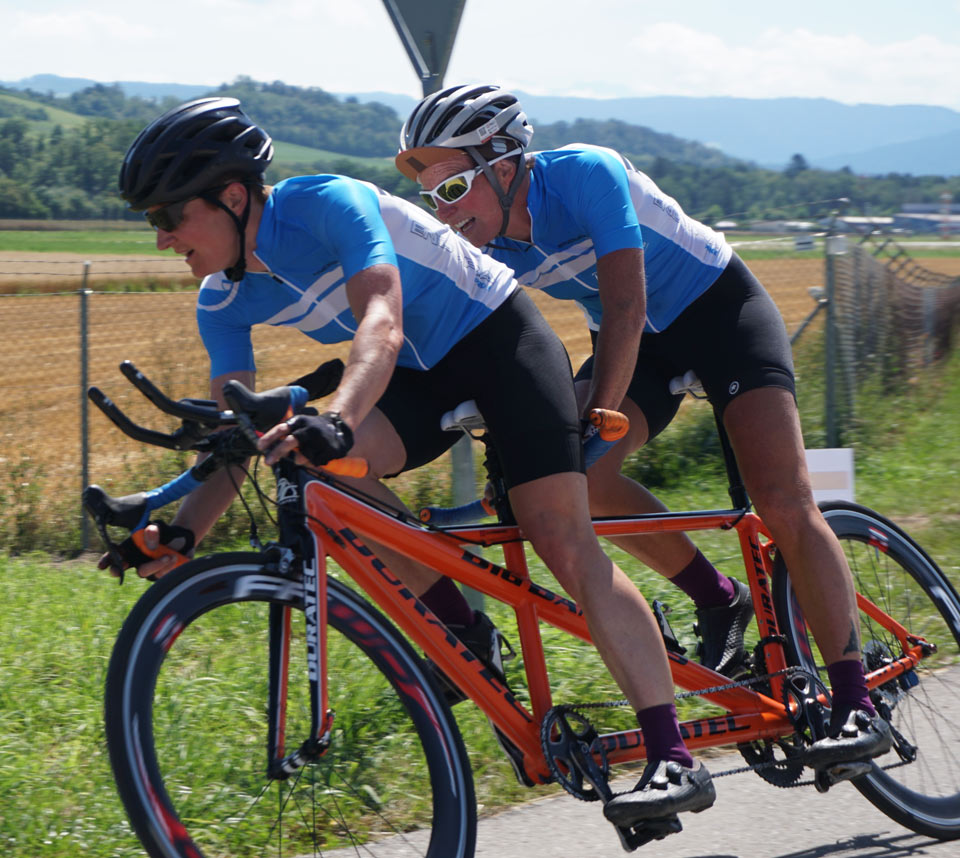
[397,85,533,237]
[396,84,533,180]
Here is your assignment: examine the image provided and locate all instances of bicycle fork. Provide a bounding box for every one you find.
[265,465,335,780]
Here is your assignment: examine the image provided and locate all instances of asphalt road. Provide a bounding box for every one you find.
[326,744,958,858]
[470,750,957,858]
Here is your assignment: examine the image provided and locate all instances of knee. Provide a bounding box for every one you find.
[530,534,595,601]
[585,468,618,514]
[751,481,819,535]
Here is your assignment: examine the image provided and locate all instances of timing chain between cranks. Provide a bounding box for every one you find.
[541,665,821,799]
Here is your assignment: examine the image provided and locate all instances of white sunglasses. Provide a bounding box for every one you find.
[418,150,521,210]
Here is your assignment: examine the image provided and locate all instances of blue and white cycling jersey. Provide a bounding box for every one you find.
[488,145,732,333]
[197,175,517,378]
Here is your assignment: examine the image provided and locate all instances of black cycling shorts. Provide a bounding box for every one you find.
[574,254,795,440]
[377,289,583,488]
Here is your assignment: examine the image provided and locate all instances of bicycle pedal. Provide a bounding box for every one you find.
[652,600,686,656]
[613,814,682,852]
[814,760,873,793]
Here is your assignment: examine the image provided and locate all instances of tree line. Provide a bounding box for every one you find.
[1,79,958,223]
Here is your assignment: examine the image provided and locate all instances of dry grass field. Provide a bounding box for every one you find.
[0,250,957,545]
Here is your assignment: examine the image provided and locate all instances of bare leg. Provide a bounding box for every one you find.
[338,407,443,595]
[509,471,675,712]
[580,388,700,576]
[722,387,861,665]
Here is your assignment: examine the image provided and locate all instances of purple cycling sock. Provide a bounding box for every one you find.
[670,550,736,609]
[827,658,876,717]
[419,577,476,628]
[636,703,694,768]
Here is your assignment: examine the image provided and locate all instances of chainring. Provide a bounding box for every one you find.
[540,707,610,802]
[736,736,806,787]
[782,668,832,743]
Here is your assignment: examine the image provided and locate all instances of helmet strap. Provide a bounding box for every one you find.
[202,185,252,282]
[464,146,527,237]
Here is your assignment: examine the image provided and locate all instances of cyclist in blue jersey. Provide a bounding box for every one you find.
[113,97,717,825]
[397,85,892,799]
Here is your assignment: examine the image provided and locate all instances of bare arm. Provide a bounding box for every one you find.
[168,368,256,543]
[583,247,647,414]
[327,263,405,429]
[258,263,404,464]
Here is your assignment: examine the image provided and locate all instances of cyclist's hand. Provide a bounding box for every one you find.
[97,521,195,580]
[259,412,353,467]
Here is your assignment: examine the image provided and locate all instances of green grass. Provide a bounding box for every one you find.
[0,229,161,255]
[2,348,959,855]
[272,139,394,168]
[0,92,88,135]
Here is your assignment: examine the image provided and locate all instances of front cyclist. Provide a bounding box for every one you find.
[396,86,892,809]
[115,96,716,832]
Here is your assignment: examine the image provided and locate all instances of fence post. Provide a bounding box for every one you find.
[824,225,838,446]
[923,287,936,365]
[79,266,91,550]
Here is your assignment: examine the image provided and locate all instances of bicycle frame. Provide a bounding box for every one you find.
[275,461,930,787]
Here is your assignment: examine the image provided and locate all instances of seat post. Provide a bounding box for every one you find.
[713,406,750,511]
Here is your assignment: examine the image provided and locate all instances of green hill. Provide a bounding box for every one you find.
[271,140,393,169]
[0,91,88,135]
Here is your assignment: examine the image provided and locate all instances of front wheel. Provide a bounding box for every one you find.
[773,501,960,840]
[105,552,477,858]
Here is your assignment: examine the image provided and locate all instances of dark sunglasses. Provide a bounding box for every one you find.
[418,150,520,211]
[144,184,230,232]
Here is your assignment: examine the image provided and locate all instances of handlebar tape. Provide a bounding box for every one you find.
[419,497,495,526]
[320,457,369,479]
[587,408,629,441]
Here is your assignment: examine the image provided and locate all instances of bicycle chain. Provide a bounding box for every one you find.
[542,666,839,795]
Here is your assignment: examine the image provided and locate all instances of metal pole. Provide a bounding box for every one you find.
[79,266,92,550]
[824,226,838,447]
[823,226,851,445]
[923,287,936,365]
[418,64,484,608]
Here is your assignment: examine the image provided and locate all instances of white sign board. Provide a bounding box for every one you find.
[804,448,855,503]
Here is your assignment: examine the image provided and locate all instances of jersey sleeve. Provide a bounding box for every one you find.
[280,177,398,281]
[567,149,643,258]
[196,275,256,379]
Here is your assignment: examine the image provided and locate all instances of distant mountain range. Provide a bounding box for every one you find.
[343,91,960,177]
[4,74,959,176]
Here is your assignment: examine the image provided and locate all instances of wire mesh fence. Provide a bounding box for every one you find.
[0,239,956,553]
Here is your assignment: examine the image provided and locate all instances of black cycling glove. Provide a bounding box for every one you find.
[98,520,196,582]
[287,411,354,466]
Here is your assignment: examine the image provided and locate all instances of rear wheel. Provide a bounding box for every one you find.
[773,502,960,840]
[105,552,477,857]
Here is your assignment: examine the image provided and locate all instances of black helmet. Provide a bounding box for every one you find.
[119,97,273,211]
[396,84,533,181]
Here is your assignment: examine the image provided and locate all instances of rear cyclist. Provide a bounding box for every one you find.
[396,86,892,808]
[114,96,717,831]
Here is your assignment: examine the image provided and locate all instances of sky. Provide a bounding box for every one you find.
[3,0,960,111]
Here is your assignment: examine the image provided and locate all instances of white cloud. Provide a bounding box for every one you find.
[3,3,959,110]
[613,24,960,108]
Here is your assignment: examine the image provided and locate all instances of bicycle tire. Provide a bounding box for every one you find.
[105,552,477,858]
[772,501,960,840]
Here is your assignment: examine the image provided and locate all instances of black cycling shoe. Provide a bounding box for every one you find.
[427,610,513,705]
[427,612,534,786]
[804,707,893,771]
[695,577,754,677]
[602,759,716,826]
